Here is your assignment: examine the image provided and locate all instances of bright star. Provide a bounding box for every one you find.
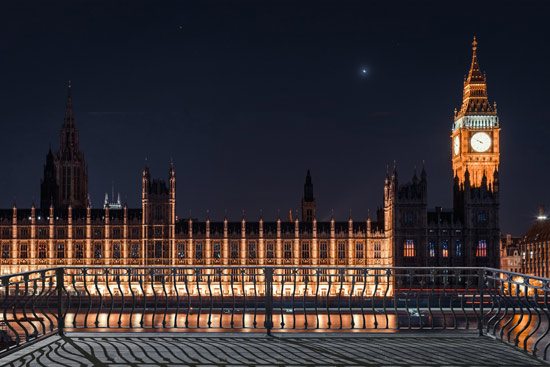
[359,66,369,78]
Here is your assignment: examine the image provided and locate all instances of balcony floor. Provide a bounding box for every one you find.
[0,332,546,366]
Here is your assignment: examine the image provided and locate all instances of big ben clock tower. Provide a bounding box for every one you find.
[451,37,500,187]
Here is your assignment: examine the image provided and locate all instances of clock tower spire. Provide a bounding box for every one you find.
[451,36,500,187]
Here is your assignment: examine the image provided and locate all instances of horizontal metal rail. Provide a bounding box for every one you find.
[0,266,549,362]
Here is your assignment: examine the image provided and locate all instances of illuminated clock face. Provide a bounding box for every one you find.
[453,135,460,155]
[470,132,491,153]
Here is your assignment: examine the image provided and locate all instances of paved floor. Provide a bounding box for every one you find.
[0,332,546,366]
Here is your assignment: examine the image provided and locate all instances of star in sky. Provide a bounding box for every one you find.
[359,66,369,78]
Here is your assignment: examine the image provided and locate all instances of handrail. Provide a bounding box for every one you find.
[0,266,549,362]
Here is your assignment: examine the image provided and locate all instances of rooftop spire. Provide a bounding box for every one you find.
[59,80,80,153]
[64,80,75,128]
[456,36,495,119]
[303,169,314,202]
[466,36,484,84]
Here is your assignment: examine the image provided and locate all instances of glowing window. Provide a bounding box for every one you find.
[476,240,487,257]
[441,241,449,258]
[404,240,415,257]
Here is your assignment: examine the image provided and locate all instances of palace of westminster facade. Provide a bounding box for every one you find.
[0,39,501,294]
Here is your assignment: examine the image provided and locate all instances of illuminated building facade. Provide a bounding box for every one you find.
[0,38,501,295]
[520,207,550,277]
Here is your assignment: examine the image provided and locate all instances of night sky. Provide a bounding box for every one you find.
[0,1,548,235]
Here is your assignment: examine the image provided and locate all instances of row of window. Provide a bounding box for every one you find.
[1,241,384,260]
[403,239,488,258]
[1,227,144,239]
[177,241,382,260]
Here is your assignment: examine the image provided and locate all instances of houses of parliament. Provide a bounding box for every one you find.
[0,38,501,295]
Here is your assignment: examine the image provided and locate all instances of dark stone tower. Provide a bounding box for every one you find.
[40,82,88,209]
[141,163,176,264]
[301,170,316,222]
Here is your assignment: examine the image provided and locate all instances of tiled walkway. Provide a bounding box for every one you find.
[0,332,546,366]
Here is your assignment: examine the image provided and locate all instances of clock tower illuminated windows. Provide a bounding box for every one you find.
[451,37,500,187]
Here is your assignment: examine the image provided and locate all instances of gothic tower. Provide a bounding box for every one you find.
[141,163,176,264]
[452,38,500,268]
[301,170,316,222]
[451,37,500,187]
[40,82,88,209]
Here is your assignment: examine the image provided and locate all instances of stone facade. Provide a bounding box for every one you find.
[0,38,501,284]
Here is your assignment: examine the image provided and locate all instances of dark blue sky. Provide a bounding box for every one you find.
[0,1,548,234]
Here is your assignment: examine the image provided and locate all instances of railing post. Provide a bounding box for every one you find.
[478,269,485,336]
[264,267,273,336]
[56,268,65,336]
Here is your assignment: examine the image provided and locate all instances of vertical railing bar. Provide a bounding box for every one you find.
[252,268,258,329]
[93,270,102,328]
[56,268,65,336]
[382,269,390,329]
[218,268,224,329]
[151,269,158,329]
[83,269,91,329]
[195,268,202,329]
[500,276,514,340]
[21,275,38,341]
[477,269,485,336]
[291,268,297,329]
[405,270,412,330]
[460,270,469,330]
[71,272,80,329]
[427,270,434,330]
[161,270,169,328]
[314,269,320,330]
[230,269,235,329]
[31,278,45,336]
[348,269,355,330]
[33,276,47,336]
[360,269,367,329]
[105,269,113,329]
[372,270,379,330]
[207,271,213,329]
[337,269,343,330]
[13,282,29,342]
[241,268,246,329]
[173,268,180,329]
[2,278,20,347]
[264,267,273,335]
[393,272,400,331]
[138,270,146,328]
[326,270,332,329]
[183,269,190,328]
[449,270,457,330]
[416,271,423,330]
[116,271,124,328]
[303,269,309,330]
[279,269,285,329]
[128,268,136,329]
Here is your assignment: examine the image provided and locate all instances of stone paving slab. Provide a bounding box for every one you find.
[0,332,547,366]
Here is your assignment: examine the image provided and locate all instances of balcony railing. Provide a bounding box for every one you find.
[0,266,549,362]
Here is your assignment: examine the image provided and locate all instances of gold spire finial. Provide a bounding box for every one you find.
[472,35,478,52]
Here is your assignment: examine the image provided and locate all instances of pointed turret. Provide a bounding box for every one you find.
[64,81,75,127]
[456,37,496,119]
[60,81,80,152]
[301,169,316,222]
[42,82,88,209]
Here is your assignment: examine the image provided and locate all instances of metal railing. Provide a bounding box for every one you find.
[1,266,550,361]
